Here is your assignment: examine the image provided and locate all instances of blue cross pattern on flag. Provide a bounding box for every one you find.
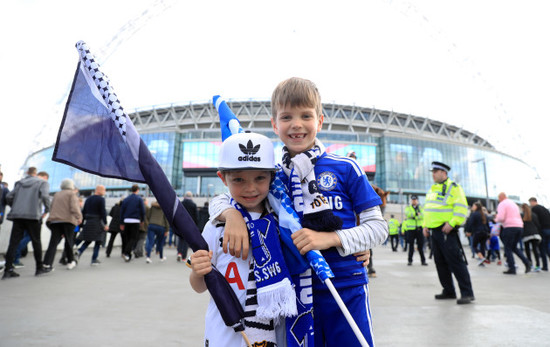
[52,41,245,332]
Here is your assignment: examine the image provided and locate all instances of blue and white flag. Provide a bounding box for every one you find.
[53,41,245,332]
[268,176,334,282]
[213,95,244,141]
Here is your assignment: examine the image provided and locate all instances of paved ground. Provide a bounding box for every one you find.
[1,244,550,347]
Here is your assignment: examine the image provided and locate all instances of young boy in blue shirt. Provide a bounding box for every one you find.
[210,77,388,346]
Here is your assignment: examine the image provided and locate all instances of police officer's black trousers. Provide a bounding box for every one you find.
[408,228,426,263]
[389,234,399,251]
[431,227,474,297]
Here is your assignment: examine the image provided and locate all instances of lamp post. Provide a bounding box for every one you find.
[472,158,490,209]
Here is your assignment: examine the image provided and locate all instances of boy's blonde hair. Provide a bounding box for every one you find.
[271,77,322,118]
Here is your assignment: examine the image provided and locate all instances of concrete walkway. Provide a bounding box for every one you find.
[1,244,549,346]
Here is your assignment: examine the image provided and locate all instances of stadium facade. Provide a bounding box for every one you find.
[26,100,539,210]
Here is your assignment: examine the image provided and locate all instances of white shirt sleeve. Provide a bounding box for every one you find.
[335,205,389,256]
[207,193,233,224]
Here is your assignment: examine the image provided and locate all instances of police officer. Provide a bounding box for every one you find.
[405,195,427,265]
[388,214,400,252]
[423,161,474,305]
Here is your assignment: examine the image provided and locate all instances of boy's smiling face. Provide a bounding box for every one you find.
[271,104,323,158]
[218,170,271,213]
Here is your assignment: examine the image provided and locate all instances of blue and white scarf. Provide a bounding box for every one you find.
[280,139,342,232]
[269,174,336,347]
[231,198,297,321]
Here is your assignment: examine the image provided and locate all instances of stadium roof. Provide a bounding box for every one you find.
[129,99,493,148]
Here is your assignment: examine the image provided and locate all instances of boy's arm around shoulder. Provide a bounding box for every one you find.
[208,193,233,223]
[335,205,388,256]
[208,193,249,260]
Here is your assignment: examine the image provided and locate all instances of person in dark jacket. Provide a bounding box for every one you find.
[105,199,123,257]
[2,168,50,279]
[529,197,550,271]
[120,184,146,262]
[133,198,149,258]
[77,185,108,265]
[197,202,210,232]
[0,171,9,225]
[521,203,542,272]
[178,191,197,261]
[465,202,489,266]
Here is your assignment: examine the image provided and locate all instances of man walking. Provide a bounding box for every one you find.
[496,192,530,274]
[120,184,146,262]
[529,197,550,271]
[423,161,474,305]
[405,195,427,265]
[2,168,51,279]
[77,185,109,265]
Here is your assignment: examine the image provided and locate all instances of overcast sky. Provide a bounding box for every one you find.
[1,0,549,190]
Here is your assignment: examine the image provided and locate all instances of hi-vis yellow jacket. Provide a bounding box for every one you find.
[388,218,400,235]
[403,205,423,231]
[423,178,468,229]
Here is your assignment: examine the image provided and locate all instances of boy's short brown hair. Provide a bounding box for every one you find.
[271,77,322,118]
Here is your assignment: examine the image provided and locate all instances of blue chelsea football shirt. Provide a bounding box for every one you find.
[279,152,382,290]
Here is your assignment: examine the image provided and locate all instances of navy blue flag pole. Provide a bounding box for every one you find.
[52,41,245,333]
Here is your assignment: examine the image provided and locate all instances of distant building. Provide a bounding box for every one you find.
[26,100,539,209]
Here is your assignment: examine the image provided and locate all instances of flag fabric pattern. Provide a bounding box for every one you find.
[52,41,245,332]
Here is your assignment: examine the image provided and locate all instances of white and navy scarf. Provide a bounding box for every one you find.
[280,139,342,232]
[231,199,297,346]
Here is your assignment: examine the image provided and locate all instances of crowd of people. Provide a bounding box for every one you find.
[0,168,209,278]
[383,188,550,275]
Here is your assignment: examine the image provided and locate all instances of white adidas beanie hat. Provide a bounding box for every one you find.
[218,132,276,171]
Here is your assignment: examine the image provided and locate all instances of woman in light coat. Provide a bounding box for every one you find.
[44,179,82,270]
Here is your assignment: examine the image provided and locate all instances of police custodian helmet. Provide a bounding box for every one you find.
[218,132,277,171]
[430,161,451,172]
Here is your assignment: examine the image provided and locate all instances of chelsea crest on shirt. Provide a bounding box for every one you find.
[317,171,337,191]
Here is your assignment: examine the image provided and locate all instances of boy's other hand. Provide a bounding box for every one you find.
[190,250,213,276]
[353,250,370,267]
[292,228,341,255]
[222,209,249,260]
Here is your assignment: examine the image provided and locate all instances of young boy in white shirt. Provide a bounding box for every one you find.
[189,132,289,347]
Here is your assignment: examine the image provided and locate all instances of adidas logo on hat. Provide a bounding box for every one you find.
[238,140,261,162]
[219,133,276,171]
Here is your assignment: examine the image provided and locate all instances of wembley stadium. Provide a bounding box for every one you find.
[24,99,538,211]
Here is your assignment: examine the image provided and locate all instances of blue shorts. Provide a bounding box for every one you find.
[489,235,500,251]
[314,284,374,346]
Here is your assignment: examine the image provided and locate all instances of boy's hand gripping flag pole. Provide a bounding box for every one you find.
[214,96,369,347]
[52,41,246,335]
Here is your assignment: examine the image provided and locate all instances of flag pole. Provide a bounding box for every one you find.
[240,331,252,347]
[325,278,369,347]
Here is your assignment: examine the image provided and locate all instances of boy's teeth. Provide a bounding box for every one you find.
[290,134,304,139]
